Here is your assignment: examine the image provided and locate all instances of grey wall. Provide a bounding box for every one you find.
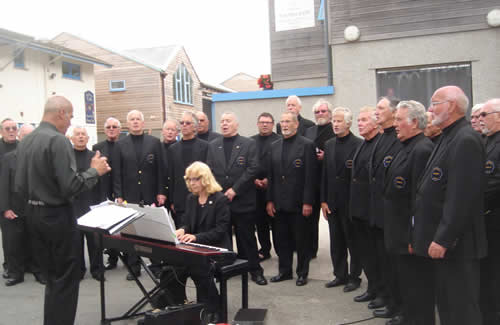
[330,28,500,134]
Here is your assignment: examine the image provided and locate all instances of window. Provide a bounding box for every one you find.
[62,61,81,80]
[376,63,473,113]
[109,80,126,92]
[14,49,25,68]
[173,64,193,105]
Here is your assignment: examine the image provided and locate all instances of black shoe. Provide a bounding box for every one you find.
[92,272,105,282]
[325,278,347,288]
[368,297,387,309]
[33,273,47,285]
[126,271,141,281]
[5,277,24,286]
[374,307,397,318]
[354,291,376,302]
[2,270,10,279]
[251,273,268,285]
[343,279,361,292]
[270,273,293,283]
[296,276,308,286]
[386,315,405,325]
[104,262,117,270]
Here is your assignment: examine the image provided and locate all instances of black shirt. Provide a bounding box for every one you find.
[223,135,237,164]
[181,138,196,168]
[356,134,379,182]
[0,139,18,170]
[14,122,99,206]
[73,148,97,217]
[282,133,297,167]
[130,133,144,163]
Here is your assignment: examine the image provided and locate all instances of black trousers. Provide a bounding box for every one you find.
[480,227,500,325]
[79,230,99,276]
[327,208,362,282]
[26,205,81,325]
[3,215,29,278]
[310,201,320,257]
[230,211,263,274]
[1,218,8,271]
[351,218,381,295]
[274,211,311,277]
[255,191,274,256]
[435,258,482,325]
[398,254,435,325]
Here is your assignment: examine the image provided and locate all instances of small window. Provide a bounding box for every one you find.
[14,49,25,68]
[109,80,126,92]
[173,64,193,105]
[62,61,81,80]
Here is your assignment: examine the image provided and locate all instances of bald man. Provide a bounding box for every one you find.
[413,86,487,325]
[195,111,222,142]
[15,96,110,325]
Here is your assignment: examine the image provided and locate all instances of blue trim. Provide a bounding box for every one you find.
[210,101,215,131]
[212,86,334,102]
[62,61,81,80]
[317,0,325,21]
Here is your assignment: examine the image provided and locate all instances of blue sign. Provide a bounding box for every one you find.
[85,91,95,124]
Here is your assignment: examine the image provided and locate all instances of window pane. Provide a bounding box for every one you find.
[14,50,24,68]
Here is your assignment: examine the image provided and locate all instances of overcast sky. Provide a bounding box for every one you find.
[2,0,271,84]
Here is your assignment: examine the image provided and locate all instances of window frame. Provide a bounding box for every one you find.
[62,61,82,80]
[173,64,193,105]
[109,80,126,92]
[13,49,25,69]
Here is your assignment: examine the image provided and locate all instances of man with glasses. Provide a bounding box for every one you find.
[168,112,210,225]
[93,117,121,270]
[276,95,315,136]
[0,118,19,279]
[113,110,166,280]
[251,112,280,261]
[413,86,487,325]
[267,111,316,286]
[305,99,335,258]
[195,111,222,142]
[471,103,484,134]
[478,98,500,325]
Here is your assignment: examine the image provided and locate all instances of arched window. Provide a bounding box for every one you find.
[173,64,192,105]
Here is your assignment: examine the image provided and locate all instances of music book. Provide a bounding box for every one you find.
[77,201,144,235]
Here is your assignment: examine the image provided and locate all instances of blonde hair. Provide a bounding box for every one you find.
[184,161,222,195]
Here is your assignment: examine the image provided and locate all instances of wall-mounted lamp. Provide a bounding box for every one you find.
[487,9,500,27]
[49,73,56,79]
[344,25,361,42]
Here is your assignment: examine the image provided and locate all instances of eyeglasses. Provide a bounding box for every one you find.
[186,176,201,182]
[314,109,329,114]
[479,111,500,118]
[3,126,17,132]
[430,100,449,107]
[180,121,192,125]
[105,125,119,129]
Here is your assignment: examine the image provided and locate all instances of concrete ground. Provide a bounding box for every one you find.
[0,217,388,325]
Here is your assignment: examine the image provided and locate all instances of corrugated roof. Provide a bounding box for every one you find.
[122,45,181,71]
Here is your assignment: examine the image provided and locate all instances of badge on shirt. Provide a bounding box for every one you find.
[237,156,245,166]
[345,159,353,169]
[393,176,406,189]
[485,160,495,174]
[147,153,155,164]
[383,155,393,168]
[431,167,443,181]
[294,159,303,168]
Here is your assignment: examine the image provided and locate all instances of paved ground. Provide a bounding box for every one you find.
[0,217,388,325]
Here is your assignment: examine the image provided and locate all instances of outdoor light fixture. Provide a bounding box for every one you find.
[487,9,500,27]
[344,25,360,42]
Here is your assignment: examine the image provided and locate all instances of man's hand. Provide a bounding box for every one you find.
[170,204,176,213]
[91,151,111,176]
[321,202,330,220]
[116,197,124,204]
[175,228,185,239]
[224,188,236,201]
[3,210,17,220]
[157,194,166,206]
[266,201,276,217]
[180,234,196,243]
[408,244,414,255]
[316,149,325,161]
[428,241,447,259]
[303,204,313,217]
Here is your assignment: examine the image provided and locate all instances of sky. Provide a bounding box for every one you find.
[2,0,271,84]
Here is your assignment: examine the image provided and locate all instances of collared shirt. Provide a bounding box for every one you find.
[15,121,99,206]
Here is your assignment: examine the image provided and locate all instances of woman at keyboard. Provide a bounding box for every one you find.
[155,161,230,323]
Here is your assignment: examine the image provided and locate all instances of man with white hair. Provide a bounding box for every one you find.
[413,86,487,325]
[0,124,36,286]
[321,107,362,292]
[276,95,315,136]
[305,99,335,258]
[478,98,500,325]
[471,103,484,133]
[423,112,442,142]
[384,101,434,325]
[113,109,166,280]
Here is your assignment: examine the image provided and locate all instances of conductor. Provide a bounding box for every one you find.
[15,96,111,325]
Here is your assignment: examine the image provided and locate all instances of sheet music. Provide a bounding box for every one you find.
[77,204,142,233]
